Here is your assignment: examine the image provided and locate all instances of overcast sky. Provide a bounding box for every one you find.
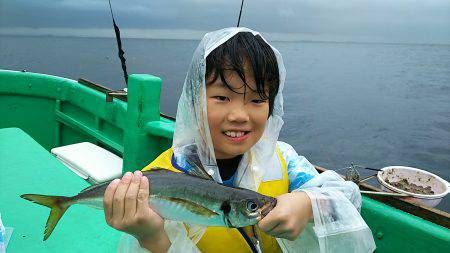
[0,0,449,44]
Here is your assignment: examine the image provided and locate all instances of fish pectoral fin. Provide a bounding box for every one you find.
[185,155,214,180]
[157,196,219,217]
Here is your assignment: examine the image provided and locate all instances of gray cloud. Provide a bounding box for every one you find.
[0,0,449,44]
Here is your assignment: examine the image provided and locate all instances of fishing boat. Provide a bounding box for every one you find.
[0,69,449,252]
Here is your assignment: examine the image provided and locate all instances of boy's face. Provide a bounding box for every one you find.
[206,61,270,159]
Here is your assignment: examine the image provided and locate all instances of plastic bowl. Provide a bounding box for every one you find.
[377,166,450,207]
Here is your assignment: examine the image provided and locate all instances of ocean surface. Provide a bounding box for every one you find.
[1,35,449,211]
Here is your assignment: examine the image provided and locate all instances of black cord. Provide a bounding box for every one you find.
[108,0,128,86]
[237,227,258,253]
[236,0,245,27]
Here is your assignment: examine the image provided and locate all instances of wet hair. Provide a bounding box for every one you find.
[205,32,280,116]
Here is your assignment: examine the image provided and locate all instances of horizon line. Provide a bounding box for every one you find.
[1,27,449,46]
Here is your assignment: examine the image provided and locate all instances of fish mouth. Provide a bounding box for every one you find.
[260,198,277,218]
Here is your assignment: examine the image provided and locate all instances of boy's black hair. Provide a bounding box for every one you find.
[205,32,280,116]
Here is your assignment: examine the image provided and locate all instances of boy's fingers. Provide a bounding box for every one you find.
[258,209,280,232]
[104,179,120,221]
[265,223,286,237]
[112,172,132,221]
[136,175,150,216]
[124,171,142,218]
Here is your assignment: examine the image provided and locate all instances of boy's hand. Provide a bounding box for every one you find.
[258,191,313,241]
[103,170,170,252]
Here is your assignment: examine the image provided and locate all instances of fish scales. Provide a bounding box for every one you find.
[75,170,263,212]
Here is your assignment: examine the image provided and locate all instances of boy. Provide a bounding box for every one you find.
[104,27,375,253]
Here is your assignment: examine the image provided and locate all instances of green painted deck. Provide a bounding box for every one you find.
[0,128,121,251]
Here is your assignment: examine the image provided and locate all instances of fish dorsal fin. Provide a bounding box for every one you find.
[144,167,212,181]
[185,155,214,180]
[79,181,109,194]
[80,169,168,194]
[146,167,169,173]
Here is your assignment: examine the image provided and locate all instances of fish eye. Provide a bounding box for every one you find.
[246,200,259,212]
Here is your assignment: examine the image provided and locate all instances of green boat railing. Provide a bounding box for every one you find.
[0,70,174,172]
[1,69,449,252]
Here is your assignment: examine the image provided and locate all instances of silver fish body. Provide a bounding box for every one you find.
[21,168,276,240]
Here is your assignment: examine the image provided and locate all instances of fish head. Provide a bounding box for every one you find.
[222,195,277,227]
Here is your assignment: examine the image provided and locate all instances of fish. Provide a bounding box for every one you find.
[21,168,277,241]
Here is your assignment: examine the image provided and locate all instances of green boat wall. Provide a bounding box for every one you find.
[1,70,449,252]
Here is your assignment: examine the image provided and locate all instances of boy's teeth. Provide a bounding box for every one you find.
[225,131,245,138]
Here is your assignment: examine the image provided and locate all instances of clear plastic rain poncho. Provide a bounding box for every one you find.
[118,27,376,253]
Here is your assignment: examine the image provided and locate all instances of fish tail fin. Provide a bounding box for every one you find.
[21,194,72,241]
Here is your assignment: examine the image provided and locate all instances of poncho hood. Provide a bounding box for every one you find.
[172,27,286,190]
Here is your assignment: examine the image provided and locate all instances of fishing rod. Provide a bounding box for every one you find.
[236,0,245,27]
[107,0,128,86]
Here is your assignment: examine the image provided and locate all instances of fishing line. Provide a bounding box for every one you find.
[236,0,245,27]
[108,0,128,86]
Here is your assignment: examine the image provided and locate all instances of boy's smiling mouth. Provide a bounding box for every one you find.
[223,130,251,142]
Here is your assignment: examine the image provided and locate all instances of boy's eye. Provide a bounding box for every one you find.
[251,99,267,104]
[213,96,229,101]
